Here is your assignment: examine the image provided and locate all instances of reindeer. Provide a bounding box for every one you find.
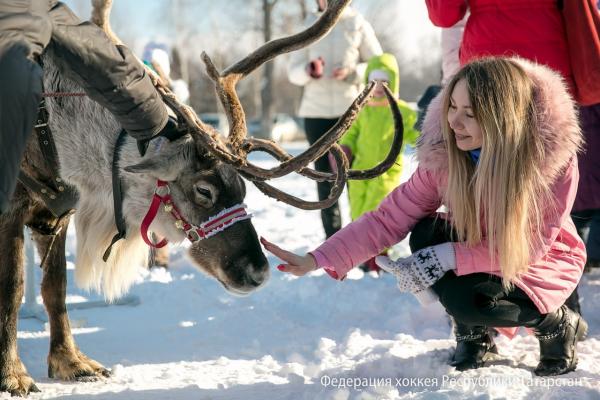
[0,0,404,396]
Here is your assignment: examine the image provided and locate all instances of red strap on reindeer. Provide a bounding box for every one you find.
[141,180,252,248]
[141,183,169,248]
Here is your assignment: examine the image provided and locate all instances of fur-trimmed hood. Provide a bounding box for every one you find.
[417,57,582,186]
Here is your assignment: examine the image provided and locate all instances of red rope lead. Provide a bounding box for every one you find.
[140,190,169,248]
[42,92,87,97]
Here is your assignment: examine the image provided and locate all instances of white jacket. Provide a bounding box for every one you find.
[441,12,468,85]
[287,7,382,118]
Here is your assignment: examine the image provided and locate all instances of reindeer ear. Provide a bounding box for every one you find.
[124,157,183,181]
[124,140,192,181]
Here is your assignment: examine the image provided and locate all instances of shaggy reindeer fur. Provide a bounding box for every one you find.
[43,58,153,300]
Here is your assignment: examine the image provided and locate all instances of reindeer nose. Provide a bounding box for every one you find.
[247,258,270,287]
[246,267,268,287]
[234,254,269,287]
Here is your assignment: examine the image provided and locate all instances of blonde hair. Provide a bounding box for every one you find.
[442,58,551,286]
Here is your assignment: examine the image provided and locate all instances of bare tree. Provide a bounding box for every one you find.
[298,0,308,20]
[259,0,278,138]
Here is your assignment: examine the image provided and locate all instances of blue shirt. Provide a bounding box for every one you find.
[468,148,481,164]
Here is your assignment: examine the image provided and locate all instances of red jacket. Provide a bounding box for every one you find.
[426,0,574,93]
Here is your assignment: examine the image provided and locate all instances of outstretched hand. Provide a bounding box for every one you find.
[260,237,317,277]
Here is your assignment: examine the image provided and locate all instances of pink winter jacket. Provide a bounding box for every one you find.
[311,58,585,337]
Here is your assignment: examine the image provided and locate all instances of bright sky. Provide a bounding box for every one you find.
[61,0,441,65]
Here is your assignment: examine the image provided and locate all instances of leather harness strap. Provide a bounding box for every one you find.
[102,129,128,262]
[18,98,79,269]
[18,98,79,226]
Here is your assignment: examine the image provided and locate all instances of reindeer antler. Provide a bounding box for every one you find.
[202,0,354,153]
[91,0,405,210]
[164,0,404,210]
[90,0,122,45]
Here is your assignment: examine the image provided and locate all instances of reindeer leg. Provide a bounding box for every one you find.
[152,240,170,269]
[0,220,40,396]
[36,222,111,382]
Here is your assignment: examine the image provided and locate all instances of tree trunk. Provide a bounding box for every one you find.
[260,0,277,139]
[299,0,307,20]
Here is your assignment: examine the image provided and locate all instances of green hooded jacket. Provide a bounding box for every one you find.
[339,53,419,220]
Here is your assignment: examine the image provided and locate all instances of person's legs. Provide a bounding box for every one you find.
[432,273,543,328]
[304,117,342,238]
[409,217,500,369]
[568,209,594,315]
[431,272,540,370]
[566,211,592,311]
[572,209,600,271]
[587,209,600,267]
[571,209,592,241]
[0,44,44,214]
[573,102,600,269]
[411,217,586,375]
[0,0,52,216]
[432,271,587,375]
[563,286,582,314]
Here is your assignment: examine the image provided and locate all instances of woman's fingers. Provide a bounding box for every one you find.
[260,237,287,257]
[261,237,303,264]
[278,263,311,277]
[261,237,315,276]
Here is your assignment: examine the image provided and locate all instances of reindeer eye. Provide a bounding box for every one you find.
[193,184,215,208]
[196,187,212,199]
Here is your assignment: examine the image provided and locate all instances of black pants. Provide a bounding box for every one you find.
[409,217,547,328]
[572,209,600,262]
[0,44,43,214]
[304,117,342,238]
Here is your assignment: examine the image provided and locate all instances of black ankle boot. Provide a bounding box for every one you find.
[450,323,498,371]
[533,305,588,376]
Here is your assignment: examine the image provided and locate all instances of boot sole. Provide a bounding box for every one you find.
[450,344,499,369]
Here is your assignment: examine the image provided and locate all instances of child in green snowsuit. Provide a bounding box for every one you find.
[340,53,419,221]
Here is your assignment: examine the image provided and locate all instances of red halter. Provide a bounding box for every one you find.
[141,180,251,248]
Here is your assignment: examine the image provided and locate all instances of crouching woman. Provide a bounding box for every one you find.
[262,57,587,376]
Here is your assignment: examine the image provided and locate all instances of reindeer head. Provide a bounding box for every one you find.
[95,0,404,295]
[123,134,267,294]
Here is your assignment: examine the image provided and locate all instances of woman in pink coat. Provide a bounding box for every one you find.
[426,0,600,284]
[262,57,586,376]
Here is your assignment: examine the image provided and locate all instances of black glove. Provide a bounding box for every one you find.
[136,117,183,156]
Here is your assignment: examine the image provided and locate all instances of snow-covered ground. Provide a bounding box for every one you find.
[11,143,600,400]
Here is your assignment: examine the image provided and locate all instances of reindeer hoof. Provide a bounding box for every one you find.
[0,373,40,397]
[74,373,100,383]
[72,367,110,382]
[29,383,41,393]
[48,348,111,382]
